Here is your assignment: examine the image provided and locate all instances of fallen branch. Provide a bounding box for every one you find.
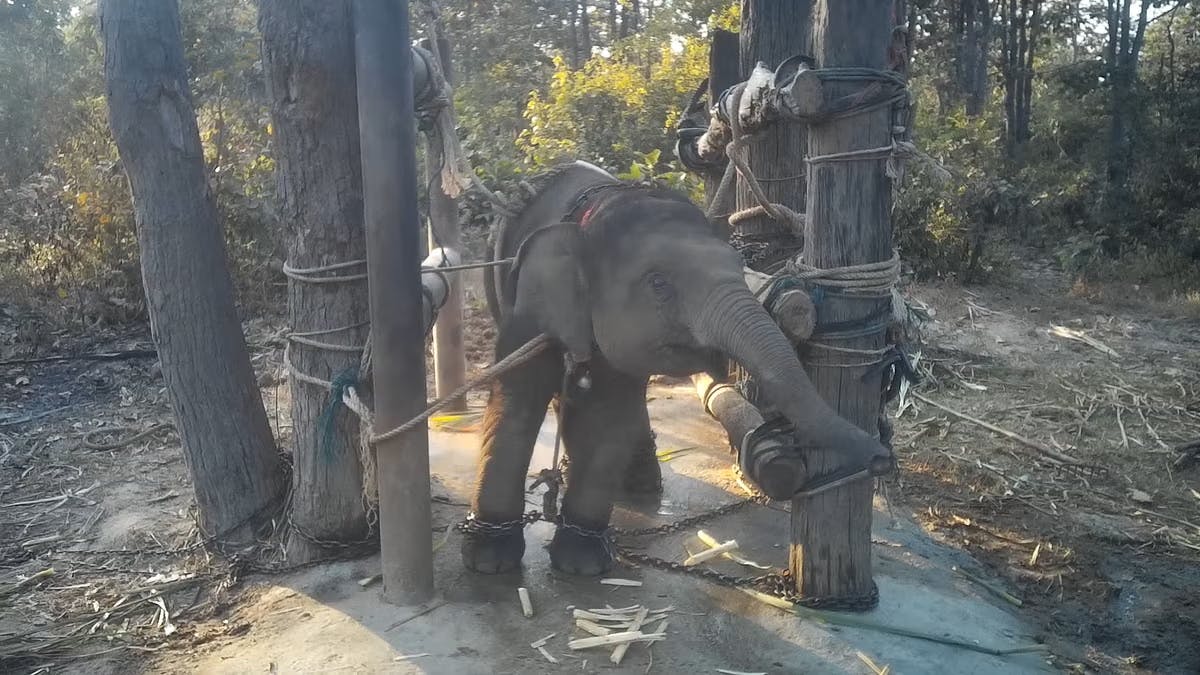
[1048,325,1119,358]
[952,566,1023,607]
[0,349,157,367]
[1172,439,1200,470]
[912,392,1080,465]
[0,568,55,600]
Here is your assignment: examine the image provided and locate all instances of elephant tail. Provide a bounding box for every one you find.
[483,221,504,325]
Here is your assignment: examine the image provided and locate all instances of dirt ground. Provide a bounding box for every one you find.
[1,243,1198,673]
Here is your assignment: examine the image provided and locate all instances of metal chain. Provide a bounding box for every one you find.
[450,490,879,612]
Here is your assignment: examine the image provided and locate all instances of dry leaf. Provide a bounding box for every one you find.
[1129,489,1153,505]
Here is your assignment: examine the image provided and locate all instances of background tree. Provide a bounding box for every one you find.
[99,0,285,544]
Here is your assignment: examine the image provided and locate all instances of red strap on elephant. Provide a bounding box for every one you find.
[578,203,599,230]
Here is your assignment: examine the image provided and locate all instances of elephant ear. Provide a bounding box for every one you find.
[511,224,593,365]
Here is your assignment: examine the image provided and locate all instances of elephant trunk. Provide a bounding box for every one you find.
[694,286,879,457]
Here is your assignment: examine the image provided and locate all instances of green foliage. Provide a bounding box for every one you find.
[519,34,708,170]
[616,148,704,203]
[4,0,1199,328]
[0,0,277,324]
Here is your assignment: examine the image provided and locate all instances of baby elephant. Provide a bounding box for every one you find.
[462,161,891,576]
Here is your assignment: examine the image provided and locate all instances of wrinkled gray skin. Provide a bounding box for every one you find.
[464,161,890,576]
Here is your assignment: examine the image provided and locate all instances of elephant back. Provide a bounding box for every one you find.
[483,161,619,325]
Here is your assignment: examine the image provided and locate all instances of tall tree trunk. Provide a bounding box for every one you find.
[1002,0,1017,156]
[579,0,591,61]
[567,0,580,69]
[1104,0,1153,229]
[259,0,372,560]
[100,0,285,545]
[967,0,992,116]
[608,0,618,42]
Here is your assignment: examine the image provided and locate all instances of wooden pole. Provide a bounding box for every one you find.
[704,28,739,216]
[735,0,810,273]
[423,36,467,412]
[791,0,896,603]
[353,0,434,605]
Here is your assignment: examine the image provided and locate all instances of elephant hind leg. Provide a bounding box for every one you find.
[550,361,646,575]
[620,402,663,498]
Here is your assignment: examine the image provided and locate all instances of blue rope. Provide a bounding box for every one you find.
[318,367,362,463]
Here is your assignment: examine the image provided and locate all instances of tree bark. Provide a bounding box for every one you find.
[734,0,811,273]
[567,0,581,69]
[794,0,896,603]
[100,0,285,545]
[579,0,592,62]
[259,0,371,560]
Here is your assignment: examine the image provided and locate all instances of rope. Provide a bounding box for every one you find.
[369,333,553,444]
[790,252,901,293]
[282,260,368,284]
[724,84,806,237]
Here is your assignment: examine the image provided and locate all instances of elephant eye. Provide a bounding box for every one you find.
[647,272,672,300]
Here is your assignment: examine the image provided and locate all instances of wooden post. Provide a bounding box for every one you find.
[423,36,467,412]
[735,0,810,273]
[704,28,739,215]
[792,0,896,603]
[353,0,434,605]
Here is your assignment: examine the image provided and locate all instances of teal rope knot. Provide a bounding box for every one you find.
[318,367,362,463]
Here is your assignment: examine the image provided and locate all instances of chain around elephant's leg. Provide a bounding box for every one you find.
[550,360,645,575]
[462,316,561,574]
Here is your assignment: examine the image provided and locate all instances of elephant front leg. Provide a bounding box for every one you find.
[550,364,646,575]
[462,320,560,574]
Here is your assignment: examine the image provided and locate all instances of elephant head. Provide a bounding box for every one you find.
[513,183,890,475]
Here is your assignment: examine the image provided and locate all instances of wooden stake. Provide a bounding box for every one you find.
[421,35,467,411]
[791,0,893,605]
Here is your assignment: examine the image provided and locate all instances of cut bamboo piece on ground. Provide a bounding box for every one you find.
[912,392,1081,464]
[610,606,649,664]
[697,530,770,569]
[517,587,533,617]
[684,539,739,566]
[530,633,556,649]
[567,631,665,650]
[599,578,642,586]
[575,618,612,636]
[856,651,891,675]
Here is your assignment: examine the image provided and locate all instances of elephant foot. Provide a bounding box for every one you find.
[460,516,525,574]
[621,447,663,496]
[549,521,614,576]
